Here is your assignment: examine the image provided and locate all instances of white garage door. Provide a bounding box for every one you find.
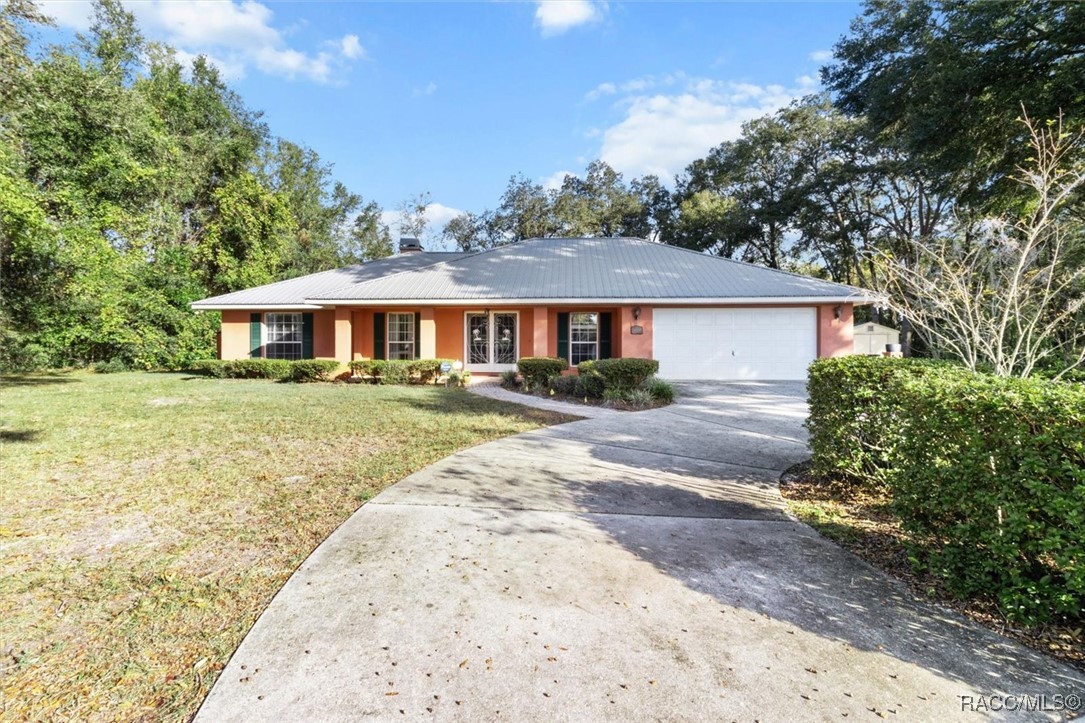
[653,308,817,380]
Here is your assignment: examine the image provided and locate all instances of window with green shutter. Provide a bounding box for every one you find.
[249,313,262,358]
[373,312,386,360]
[557,312,569,362]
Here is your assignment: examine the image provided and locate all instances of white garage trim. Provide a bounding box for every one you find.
[653,307,817,381]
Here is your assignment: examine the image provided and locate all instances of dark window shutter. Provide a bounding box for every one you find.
[249,313,262,358]
[598,312,612,359]
[557,312,569,362]
[414,312,422,359]
[373,312,385,359]
[302,313,314,359]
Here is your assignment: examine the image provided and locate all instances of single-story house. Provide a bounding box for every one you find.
[853,321,901,355]
[191,236,877,380]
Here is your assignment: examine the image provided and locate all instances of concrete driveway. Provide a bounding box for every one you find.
[197,382,1084,722]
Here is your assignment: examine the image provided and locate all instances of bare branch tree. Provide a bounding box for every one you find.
[876,113,1085,378]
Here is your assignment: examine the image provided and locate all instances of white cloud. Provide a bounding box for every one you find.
[534,0,603,37]
[39,0,363,84]
[584,82,616,102]
[809,49,833,62]
[380,202,465,247]
[596,76,807,180]
[340,34,365,60]
[541,170,576,191]
[172,48,247,81]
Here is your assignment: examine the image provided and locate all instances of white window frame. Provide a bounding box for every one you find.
[387,312,416,360]
[463,310,519,373]
[264,312,304,360]
[569,312,599,365]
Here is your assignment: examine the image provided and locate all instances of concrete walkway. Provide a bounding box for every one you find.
[197,382,1084,722]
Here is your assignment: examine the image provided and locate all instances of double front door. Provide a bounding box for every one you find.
[465,311,518,372]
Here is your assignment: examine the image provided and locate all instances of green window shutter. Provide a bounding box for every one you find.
[557,312,569,362]
[249,313,262,358]
[598,312,612,359]
[373,312,385,360]
[302,313,314,359]
[414,312,422,359]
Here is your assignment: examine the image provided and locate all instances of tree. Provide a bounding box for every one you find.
[876,115,1085,378]
[345,201,394,262]
[824,0,1085,209]
[397,191,431,239]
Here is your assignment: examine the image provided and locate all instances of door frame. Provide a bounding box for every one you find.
[463,310,519,373]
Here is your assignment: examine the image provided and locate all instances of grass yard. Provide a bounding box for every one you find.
[0,372,576,721]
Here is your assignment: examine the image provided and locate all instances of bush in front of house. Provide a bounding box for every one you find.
[585,358,659,393]
[287,360,341,383]
[641,376,675,404]
[499,369,519,388]
[888,372,1085,624]
[189,359,293,380]
[806,356,1085,625]
[517,356,568,391]
[806,356,968,486]
[347,359,455,384]
[548,374,579,396]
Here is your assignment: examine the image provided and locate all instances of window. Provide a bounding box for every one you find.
[387,312,416,360]
[569,312,599,365]
[265,313,303,360]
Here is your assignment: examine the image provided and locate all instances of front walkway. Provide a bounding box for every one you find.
[197,382,1083,722]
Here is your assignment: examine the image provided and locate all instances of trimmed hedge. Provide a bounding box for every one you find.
[806,356,967,485]
[517,357,568,390]
[583,358,659,393]
[288,360,340,383]
[347,359,454,385]
[807,357,1085,624]
[189,359,293,380]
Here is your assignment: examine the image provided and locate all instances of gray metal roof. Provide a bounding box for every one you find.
[191,253,467,308]
[310,237,873,303]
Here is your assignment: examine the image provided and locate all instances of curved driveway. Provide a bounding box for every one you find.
[198,382,1083,722]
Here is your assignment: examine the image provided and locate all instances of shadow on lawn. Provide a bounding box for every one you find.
[0,374,79,386]
[0,428,42,443]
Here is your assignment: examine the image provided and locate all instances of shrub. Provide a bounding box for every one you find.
[642,376,675,404]
[347,359,454,384]
[517,357,568,390]
[575,369,605,399]
[549,375,579,396]
[287,360,340,383]
[588,358,659,392]
[93,358,129,374]
[499,369,519,388]
[887,373,1085,624]
[626,388,654,408]
[445,370,470,388]
[806,356,967,486]
[187,359,292,380]
[601,388,627,406]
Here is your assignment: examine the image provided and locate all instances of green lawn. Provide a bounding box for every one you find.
[0,372,575,721]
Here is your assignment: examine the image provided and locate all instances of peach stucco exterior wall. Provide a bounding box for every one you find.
[220,310,251,360]
[817,303,854,357]
[313,310,336,359]
[618,305,653,359]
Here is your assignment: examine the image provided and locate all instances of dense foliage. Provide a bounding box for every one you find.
[807,357,1084,624]
[0,0,393,371]
[516,356,569,390]
[347,359,455,385]
[584,358,660,392]
[188,359,293,380]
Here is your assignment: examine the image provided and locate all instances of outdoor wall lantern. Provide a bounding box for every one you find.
[834,305,843,320]
[633,306,642,320]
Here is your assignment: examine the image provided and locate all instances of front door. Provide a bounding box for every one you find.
[465,311,518,372]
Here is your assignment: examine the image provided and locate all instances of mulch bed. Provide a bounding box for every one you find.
[779,462,1084,673]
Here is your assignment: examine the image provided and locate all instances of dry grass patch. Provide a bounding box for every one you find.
[0,372,576,721]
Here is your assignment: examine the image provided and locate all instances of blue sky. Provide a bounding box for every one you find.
[37,1,860,241]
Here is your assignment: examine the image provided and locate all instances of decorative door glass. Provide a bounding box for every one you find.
[494,314,517,364]
[468,313,489,364]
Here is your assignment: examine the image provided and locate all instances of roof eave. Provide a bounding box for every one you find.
[190,302,325,311]
[303,295,882,307]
